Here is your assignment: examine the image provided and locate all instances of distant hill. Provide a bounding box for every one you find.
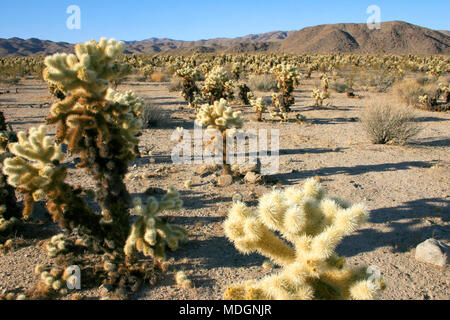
[0,21,448,57]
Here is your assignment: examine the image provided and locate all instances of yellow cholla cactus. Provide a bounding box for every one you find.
[201,66,234,104]
[250,97,267,122]
[43,38,130,102]
[312,89,330,107]
[124,188,188,261]
[2,126,65,218]
[195,98,243,132]
[223,178,384,300]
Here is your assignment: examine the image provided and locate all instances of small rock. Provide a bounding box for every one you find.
[195,165,210,176]
[244,172,260,184]
[235,162,260,175]
[415,239,448,267]
[217,175,233,187]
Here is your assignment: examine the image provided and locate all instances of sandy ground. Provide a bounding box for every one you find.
[0,76,449,300]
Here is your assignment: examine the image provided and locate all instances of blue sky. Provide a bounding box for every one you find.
[0,0,448,43]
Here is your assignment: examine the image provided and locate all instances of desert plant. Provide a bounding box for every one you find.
[195,98,243,176]
[312,89,330,107]
[176,66,201,108]
[237,83,252,105]
[223,178,384,300]
[141,104,167,128]
[202,66,234,104]
[250,97,267,122]
[124,188,187,261]
[2,38,188,298]
[361,103,422,145]
[271,63,300,119]
[248,74,279,92]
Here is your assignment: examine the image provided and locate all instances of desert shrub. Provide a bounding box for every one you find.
[248,74,279,92]
[361,103,422,145]
[331,80,348,93]
[393,79,434,106]
[150,72,169,82]
[168,77,183,92]
[141,104,167,128]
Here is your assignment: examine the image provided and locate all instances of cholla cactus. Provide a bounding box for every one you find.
[0,118,19,222]
[43,38,130,101]
[232,63,242,80]
[124,188,187,261]
[175,271,193,289]
[195,99,243,175]
[223,179,384,300]
[237,83,252,105]
[271,63,300,119]
[3,126,65,219]
[176,66,201,108]
[46,234,69,257]
[202,66,234,104]
[270,93,288,121]
[312,89,330,107]
[34,265,73,297]
[250,97,267,122]
[2,39,146,253]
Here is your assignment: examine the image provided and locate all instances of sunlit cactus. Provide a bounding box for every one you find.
[312,89,330,107]
[250,97,267,122]
[124,188,187,261]
[223,179,384,300]
[202,66,234,104]
[271,63,300,120]
[176,65,201,108]
[195,99,243,175]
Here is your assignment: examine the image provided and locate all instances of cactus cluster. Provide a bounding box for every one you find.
[223,179,384,300]
[124,188,187,261]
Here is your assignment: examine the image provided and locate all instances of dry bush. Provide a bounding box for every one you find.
[248,75,279,92]
[361,103,422,145]
[150,72,169,82]
[393,78,438,106]
[331,80,348,93]
[168,77,183,92]
[141,104,167,128]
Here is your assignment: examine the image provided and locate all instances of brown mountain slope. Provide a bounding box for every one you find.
[281,21,450,54]
[0,21,448,57]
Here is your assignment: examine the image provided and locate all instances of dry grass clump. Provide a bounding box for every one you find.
[248,74,279,92]
[168,77,183,92]
[150,72,169,82]
[393,78,438,107]
[361,103,422,145]
[141,104,167,128]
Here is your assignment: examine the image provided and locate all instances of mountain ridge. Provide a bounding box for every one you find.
[1,21,448,57]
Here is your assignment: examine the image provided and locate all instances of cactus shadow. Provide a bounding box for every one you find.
[337,197,450,256]
[274,161,433,186]
[169,236,265,270]
[410,138,450,147]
